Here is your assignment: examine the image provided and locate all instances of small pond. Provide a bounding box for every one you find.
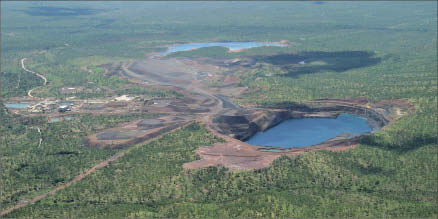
[154,41,286,57]
[5,103,30,109]
[245,113,372,148]
[50,117,60,123]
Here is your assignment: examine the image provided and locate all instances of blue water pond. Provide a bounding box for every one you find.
[246,113,372,148]
[154,41,286,57]
[5,103,30,109]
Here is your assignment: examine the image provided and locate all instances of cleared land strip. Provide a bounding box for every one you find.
[37,127,42,148]
[0,122,192,217]
[21,58,47,98]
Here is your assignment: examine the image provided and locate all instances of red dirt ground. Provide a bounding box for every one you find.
[184,117,359,170]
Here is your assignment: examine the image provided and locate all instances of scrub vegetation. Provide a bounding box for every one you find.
[1,1,437,218]
[0,108,157,211]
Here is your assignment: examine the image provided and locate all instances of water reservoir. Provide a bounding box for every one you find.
[154,41,286,57]
[245,113,372,148]
[5,103,30,109]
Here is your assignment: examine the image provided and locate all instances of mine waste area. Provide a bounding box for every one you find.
[5,43,413,170]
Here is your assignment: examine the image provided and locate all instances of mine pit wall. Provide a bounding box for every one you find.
[212,104,389,142]
[212,110,295,141]
[311,105,389,131]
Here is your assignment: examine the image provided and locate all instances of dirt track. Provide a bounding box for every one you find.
[21,58,47,98]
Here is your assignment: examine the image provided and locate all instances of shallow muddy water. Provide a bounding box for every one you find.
[155,41,286,57]
[245,113,372,148]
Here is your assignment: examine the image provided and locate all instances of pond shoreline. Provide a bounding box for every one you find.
[245,113,373,149]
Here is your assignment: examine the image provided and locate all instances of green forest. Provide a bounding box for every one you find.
[1,1,437,218]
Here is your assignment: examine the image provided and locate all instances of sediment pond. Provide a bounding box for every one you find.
[245,113,372,148]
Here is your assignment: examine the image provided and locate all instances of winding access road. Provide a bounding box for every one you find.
[21,58,47,98]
